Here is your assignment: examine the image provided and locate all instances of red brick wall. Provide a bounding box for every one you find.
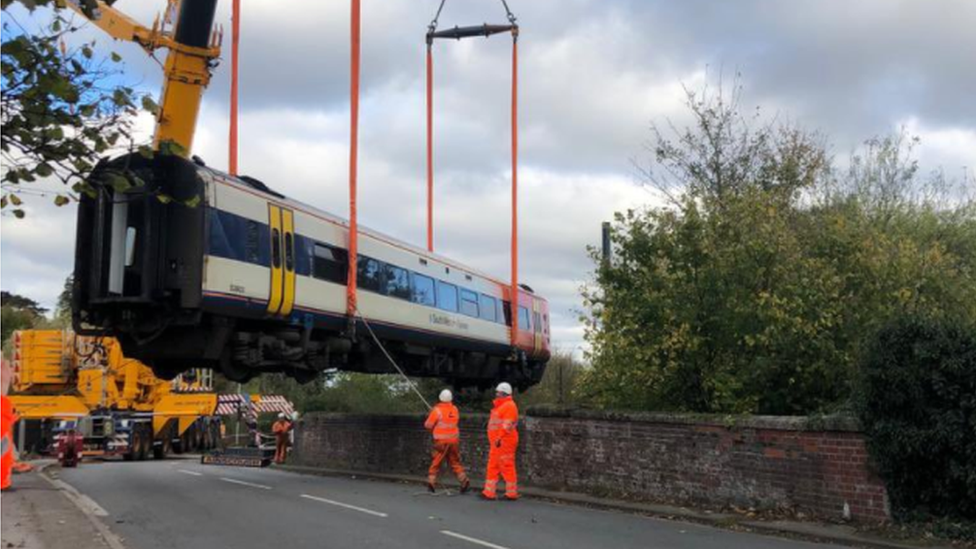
[294,409,890,522]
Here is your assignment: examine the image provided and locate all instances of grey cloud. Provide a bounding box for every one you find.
[3,0,975,353]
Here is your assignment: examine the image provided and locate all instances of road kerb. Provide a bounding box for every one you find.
[38,466,126,549]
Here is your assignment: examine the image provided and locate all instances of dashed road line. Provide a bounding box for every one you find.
[300,494,388,518]
[440,531,512,549]
[178,469,203,476]
[219,477,271,490]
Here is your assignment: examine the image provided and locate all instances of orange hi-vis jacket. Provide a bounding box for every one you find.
[272,419,292,436]
[487,396,518,449]
[425,402,460,443]
[1,395,16,490]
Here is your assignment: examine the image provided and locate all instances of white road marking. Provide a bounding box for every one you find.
[300,494,389,518]
[219,477,271,490]
[178,469,203,476]
[440,531,512,549]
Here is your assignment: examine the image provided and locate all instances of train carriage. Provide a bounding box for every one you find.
[73,153,550,388]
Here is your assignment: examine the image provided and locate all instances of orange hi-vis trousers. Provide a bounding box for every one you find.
[483,395,519,500]
[428,442,468,486]
[483,444,518,499]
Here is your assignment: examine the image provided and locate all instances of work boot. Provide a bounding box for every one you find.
[427,481,436,493]
[460,478,470,494]
[480,491,497,501]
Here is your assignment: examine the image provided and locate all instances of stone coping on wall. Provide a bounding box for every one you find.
[302,408,863,433]
[523,406,863,432]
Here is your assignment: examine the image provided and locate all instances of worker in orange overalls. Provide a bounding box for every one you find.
[272,412,292,464]
[424,389,470,493]
[2,357,16,491]
[482,382,519,500]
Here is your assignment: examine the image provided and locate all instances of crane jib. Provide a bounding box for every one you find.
[174,0,219,48]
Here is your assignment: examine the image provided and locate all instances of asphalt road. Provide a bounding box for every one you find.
[56,459,848,549]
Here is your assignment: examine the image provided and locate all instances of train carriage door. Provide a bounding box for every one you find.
[279,209,297,316]
[266,205,296,317]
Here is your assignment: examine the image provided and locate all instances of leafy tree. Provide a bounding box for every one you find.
[0,290,47,315]
[857,317,976,520]
[580,83,976,415]
[54,274,72,324]
[1,289,48,345]
[520,351,584,408]
[1,2,155,216]
[1,304,38,345]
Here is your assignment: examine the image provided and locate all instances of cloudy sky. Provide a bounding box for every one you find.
[2,0,974,354]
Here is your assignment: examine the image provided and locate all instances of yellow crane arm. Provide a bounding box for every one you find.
[57,0,158,47]
[55,0,222,154]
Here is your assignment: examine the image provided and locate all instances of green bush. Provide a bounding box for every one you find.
[857,317,976,519]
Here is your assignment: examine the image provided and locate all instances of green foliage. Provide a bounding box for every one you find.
[54,274,72,324]
[1,5,152,214]
[1,304,38,345]
[581,83,976,415]
[0,289,50,352]
[235,373,432,415]
[1,290,47,315]
[520,351,585,407]
[856,317,976,520]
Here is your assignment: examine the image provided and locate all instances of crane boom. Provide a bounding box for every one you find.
[56,0,221,154]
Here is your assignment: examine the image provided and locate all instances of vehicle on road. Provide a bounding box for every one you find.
[9,329,221,460]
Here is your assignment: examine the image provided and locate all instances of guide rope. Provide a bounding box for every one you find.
[353,306,433,410]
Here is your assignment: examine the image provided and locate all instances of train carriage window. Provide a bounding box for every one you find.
[479,294,497,322]
[411,273,436,306]
[357,257,384,293]
[312,243,347,284]
[460,289,479,318]
[246,220,261,264]
[385,265,411,300]
[271,228,282,268]
[284,233,294,271]
[502,301,511,326]
[518,306,531,331]
[436,281,458,312]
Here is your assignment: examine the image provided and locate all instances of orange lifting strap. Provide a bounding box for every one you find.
[228,0,241,175]
[347,0,362,317]
[426,0,521,346]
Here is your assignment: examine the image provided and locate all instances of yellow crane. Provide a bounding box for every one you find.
[9,330,220,460]
[57,0,222,153]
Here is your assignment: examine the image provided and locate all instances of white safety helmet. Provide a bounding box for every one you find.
[278,412,286,419]
[439,389,453,403]
[291,411,299,421]
[495,382,513,396]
